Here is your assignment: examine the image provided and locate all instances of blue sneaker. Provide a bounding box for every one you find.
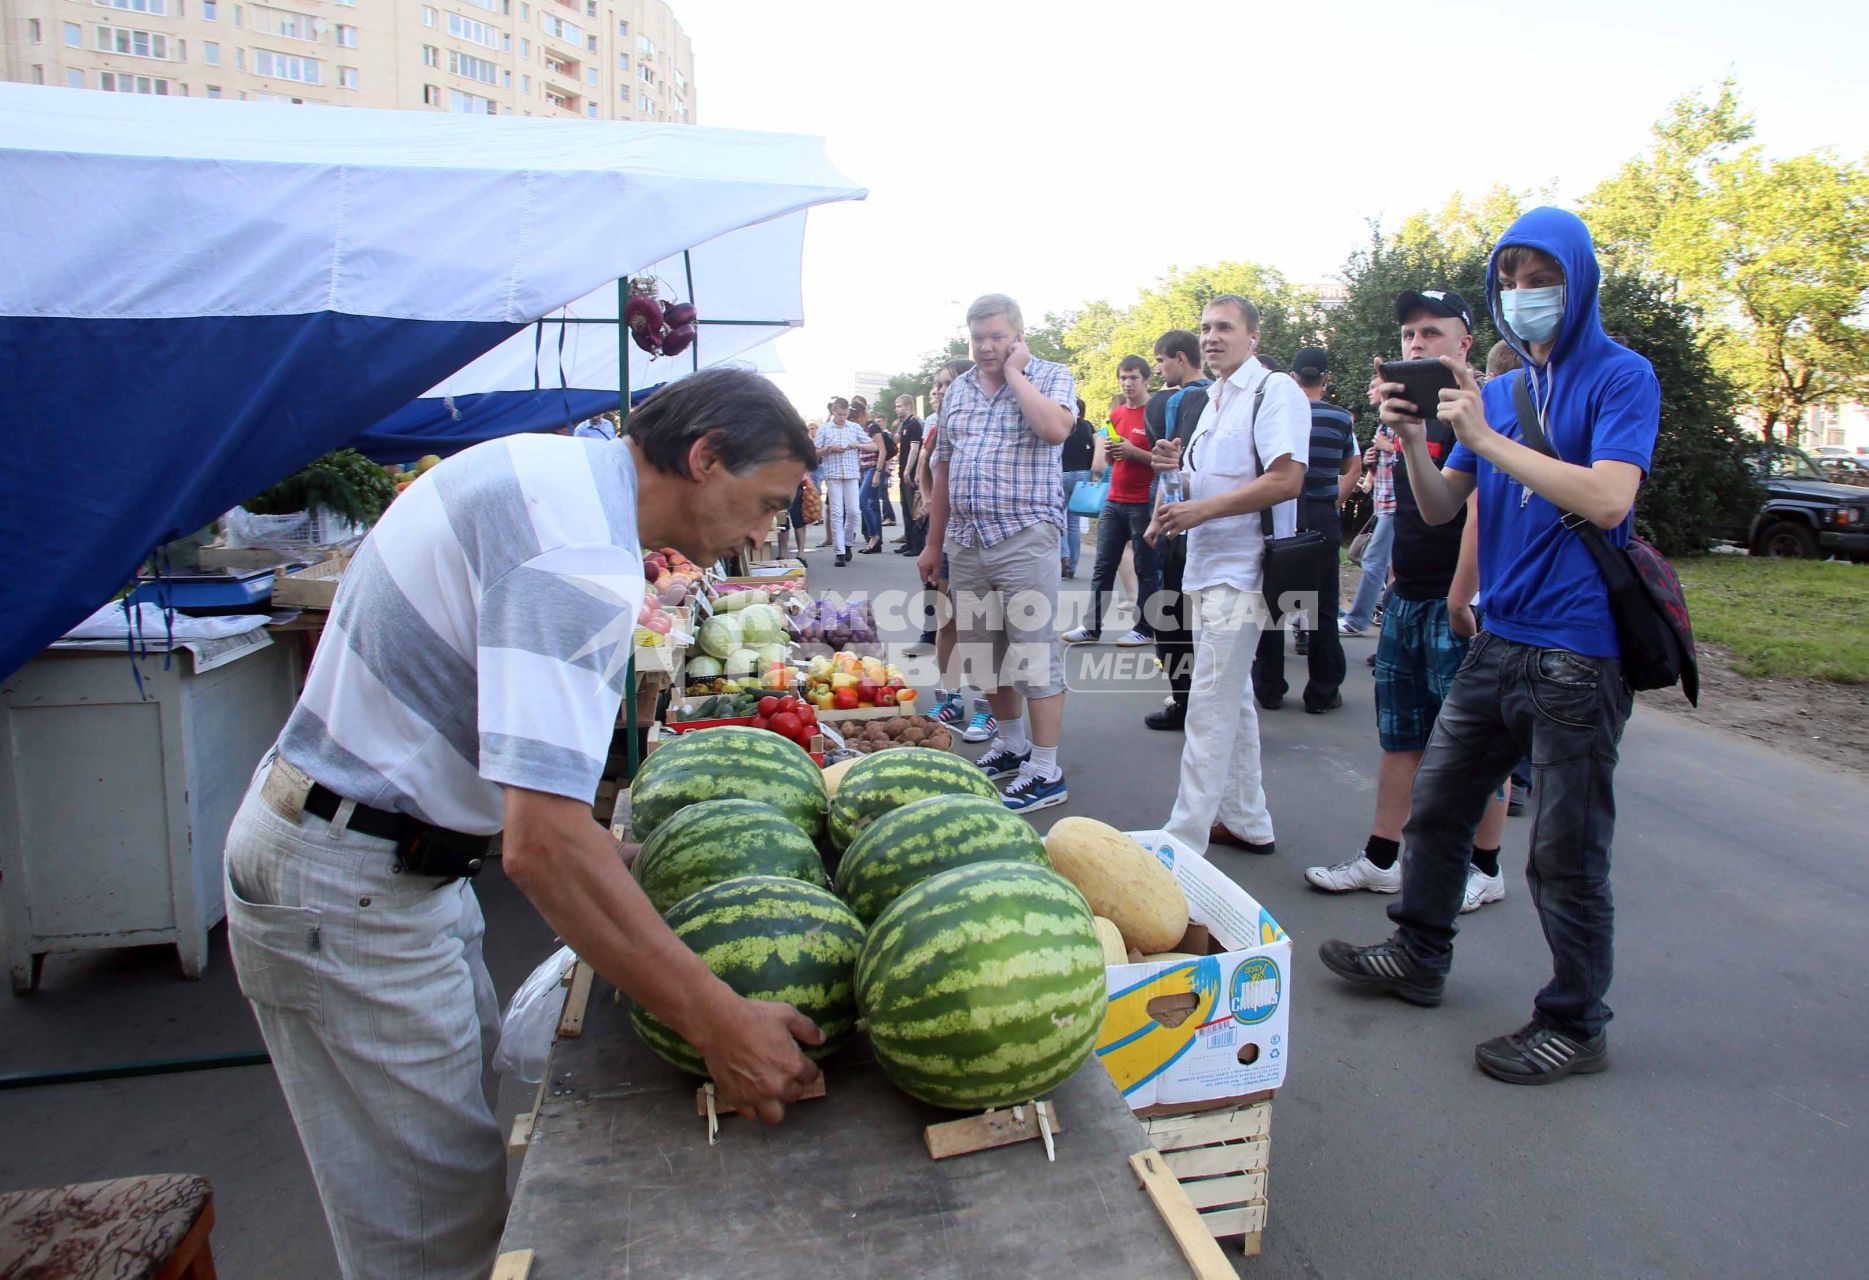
[961,711,998,743]
[975,744,1030,779]
[934,691,966,725]
[1001,766,1068,814]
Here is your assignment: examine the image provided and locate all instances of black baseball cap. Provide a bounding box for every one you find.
[1394,288,1474,332]
[1291,347,1330,378]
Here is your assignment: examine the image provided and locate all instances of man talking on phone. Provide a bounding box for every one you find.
[1318,209,1660,1085]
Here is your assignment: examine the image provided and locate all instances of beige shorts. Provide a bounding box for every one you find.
[945,522,1065,699]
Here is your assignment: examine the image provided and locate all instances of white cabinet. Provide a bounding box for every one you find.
[0,639,298,993]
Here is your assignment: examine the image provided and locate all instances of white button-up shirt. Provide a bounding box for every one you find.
[1181,361,1311,594]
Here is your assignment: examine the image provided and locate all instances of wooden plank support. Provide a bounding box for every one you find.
[1145,1101,1272,1144]
[508,1081,545,1158]
[1199,1201,1268,1239]
[694,1075,827,1118]
[491,1250,535,1280]
[1161,1138,1270,1180]
[1181,1170,1268,1210]
[1129,1150,1236,1280]
[923,1100,1063,1161]
[556,960,595,1038]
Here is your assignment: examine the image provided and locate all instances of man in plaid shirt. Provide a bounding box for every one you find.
[920,294,1078,813]
[1344,420,1399,635]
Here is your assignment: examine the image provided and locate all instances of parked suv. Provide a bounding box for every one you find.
[1725,445,1869,559]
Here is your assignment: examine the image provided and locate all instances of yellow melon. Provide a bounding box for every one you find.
[1045,817,1188,955]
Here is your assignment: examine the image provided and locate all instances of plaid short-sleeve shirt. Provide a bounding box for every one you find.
[932,356,1077,549]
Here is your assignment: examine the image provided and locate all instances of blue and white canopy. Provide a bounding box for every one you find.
[0,84,863,679]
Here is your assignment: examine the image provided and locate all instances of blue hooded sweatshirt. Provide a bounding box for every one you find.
[1445,207,1661,659]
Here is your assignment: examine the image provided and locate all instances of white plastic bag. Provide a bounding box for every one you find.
[494,944,576,1083]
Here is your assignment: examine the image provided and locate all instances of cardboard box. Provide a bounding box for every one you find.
[1094,830,1292,1112]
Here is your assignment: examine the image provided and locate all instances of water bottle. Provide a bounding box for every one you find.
[1160,470,1185,538]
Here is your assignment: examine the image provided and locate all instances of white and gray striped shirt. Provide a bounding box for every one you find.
[279,434,645,835]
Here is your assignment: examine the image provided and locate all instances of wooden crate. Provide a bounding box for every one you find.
[1142,1097,1273,1257]
[271,553,351,610]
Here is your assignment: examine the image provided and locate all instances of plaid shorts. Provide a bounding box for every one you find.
[1374,595,1470,752]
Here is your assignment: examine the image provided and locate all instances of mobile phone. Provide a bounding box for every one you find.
[1379,358,1458,425]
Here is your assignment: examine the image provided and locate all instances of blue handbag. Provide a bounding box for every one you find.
[1067,476,1110,517]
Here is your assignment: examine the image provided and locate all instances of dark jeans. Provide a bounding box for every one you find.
[1389,631,1634,1038]
[1085,500,1161,639]
[1252,497,1344,706]
[1156,537,1194,708]
[859,467,881,541]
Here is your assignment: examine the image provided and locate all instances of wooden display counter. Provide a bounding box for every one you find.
[496,974,1214,1279]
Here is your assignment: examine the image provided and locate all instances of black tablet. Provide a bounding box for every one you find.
[1378,358,1458,425]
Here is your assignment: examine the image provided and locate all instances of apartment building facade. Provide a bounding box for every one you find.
[0,0,695,123]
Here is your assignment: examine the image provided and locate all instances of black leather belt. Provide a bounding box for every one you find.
[304,783,491,879]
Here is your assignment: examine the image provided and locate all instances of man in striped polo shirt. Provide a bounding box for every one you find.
[224,368,821,1279]
[1251,347,1361,713]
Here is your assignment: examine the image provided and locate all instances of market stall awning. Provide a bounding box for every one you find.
[0,84,863,679]
[353,213,802,462]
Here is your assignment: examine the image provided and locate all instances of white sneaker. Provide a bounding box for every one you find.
[1114,629,1153,647]
[1062,626,1101,645]
[1304,854,1402,894]
[1461,867,1506,913]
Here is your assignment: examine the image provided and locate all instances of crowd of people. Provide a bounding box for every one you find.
[822,206,1659,1089]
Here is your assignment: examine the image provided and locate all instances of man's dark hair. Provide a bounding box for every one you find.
[1117,354,1151,379]
[1206,293,1262,332]
[627,366,816,477]
[1154,329,1200,363]
[1254,353,1282,372]
[850,395,868,412]
[830,396,849,412]
[1076,397,1087,416]
[940,359,975,379]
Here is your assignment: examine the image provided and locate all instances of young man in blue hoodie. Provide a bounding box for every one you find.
[1318,208,1661,1085]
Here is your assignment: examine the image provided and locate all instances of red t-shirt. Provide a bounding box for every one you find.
[1107,403,1153,504]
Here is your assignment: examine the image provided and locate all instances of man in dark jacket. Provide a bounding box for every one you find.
[1140,329,1210,730]
[1320,209,1660,1086]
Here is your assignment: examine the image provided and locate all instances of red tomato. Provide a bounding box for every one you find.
[855,679,880,705]
[757,696,781,718]
[770,712,802,740]
[778,695,800,714]
[796,706,817,727]
[832,687,859,710]
[751,715,770,731]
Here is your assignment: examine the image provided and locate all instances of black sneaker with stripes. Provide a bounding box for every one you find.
[1317,935,1445,1007]
[1474,1018,1608,1085]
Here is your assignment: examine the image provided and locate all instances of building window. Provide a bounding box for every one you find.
[448,88,496,114]
[336,24,357,48]
[462,0,498,10]
[585,67,597,86]
[586,34,597,52]
[253,48,322,84]
[520,3,530,19]
[420,6,436,29]
[542,15,584,45]
[503,33,511,52]
[448,51,499,85]
[338,66,358,89]
[30,65,44,85]
[204,40,220,64]
[233,5,243,27]
[235,47,244,69]
[251,6,320,42]
[421,45,439,67]
[616,19,627,37]
[447,14,499,49]
[519,38,530,57]
[27,18,41,43]
[521,74,530,93]
[67,69,86,87]
[585,1,595,15]
[637,34,656,58]
[639,92,651,112]
[586,103,597,119]
[100,71,173,93]
[96,0,169,14]
[545,88,570,110]
[618,83,627,101]
[206,84,222,97]
[617,52,627,70]
[65,22,83,46]
[96,27,174,60]
[204,0,217,16]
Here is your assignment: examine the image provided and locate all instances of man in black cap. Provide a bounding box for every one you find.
[1306,288,1510,914]
[1251,346,1360,713]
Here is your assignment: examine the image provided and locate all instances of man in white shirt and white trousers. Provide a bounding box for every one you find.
[1148,295,1309,858]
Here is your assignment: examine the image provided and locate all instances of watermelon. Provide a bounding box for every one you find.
[631,876,866,1077]
[856,861,1106,1110]
[836,794,1048,925]
[633,799,830,915]
[629,725,826,844]
[826,746,999,851]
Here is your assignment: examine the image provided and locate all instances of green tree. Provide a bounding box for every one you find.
[1585,80,1869,439]
[1064,263,1320,421]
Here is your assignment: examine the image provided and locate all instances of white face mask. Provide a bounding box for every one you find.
[1501,285,1565,344]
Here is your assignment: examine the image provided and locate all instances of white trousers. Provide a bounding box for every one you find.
[1163,584,1276,858]
[825,475,862,554]
[225,764,507,1280]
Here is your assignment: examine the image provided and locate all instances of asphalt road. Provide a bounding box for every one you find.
[2,535,1859,1278]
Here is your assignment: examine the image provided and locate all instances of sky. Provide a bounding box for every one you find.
[672,0,1869,413]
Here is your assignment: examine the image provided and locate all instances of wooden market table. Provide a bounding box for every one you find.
[496,974,1211,1280]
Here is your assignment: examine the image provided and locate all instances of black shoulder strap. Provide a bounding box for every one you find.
[1246,379,1279,537]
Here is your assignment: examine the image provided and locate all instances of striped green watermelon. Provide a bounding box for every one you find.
[826,746,999,851]
[836,794,1048,925]
[631,876,866,1078]
[856,861,1106,1110]
[629,726,826,845]
[633,799,830,915]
